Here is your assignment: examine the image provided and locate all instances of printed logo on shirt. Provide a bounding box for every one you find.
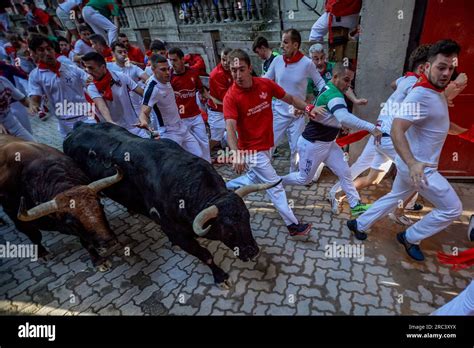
[174,88,197,99]
[247,101,270,116]
[259,92,268,100]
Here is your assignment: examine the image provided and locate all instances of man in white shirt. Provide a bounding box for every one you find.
[264,29,326,173]
[347,39,464,261]
[137,54,202,158]
[28,35,95,138]
[73,24,95,63]
[81,52,149,138]
[0,76,34,141]
[107,41,149,116]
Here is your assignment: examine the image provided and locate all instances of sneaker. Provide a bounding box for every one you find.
[388,213,414,226]
[396,231,424,261]
[287,223,312,237]
[468,215,474,242]
[346,219,367,240]
[350,202,371,217]
[327,191,342,215]
[405,203,424,211]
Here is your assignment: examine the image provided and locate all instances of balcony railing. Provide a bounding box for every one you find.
[173,0,270,25]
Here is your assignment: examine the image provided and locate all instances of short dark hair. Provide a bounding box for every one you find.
[221,47,232,56]
[427,39,461,63]
[82,51,106,66]
[333,62,355,76]
[57,36,69,44]
[408,44,430,71]
[28,34,52,52]
[78,24,91,34]
[282,28,301,48]
[111,41,126,52]
[229,49,251,67]
[150,40,166,52]
[118,33,127,38]
[89,34,107,47]
[168,47,184,58]
[150,54,168,67]
[252,36,269,52]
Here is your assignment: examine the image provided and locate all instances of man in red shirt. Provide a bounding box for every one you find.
[89,34,114,62]
[224,49,325,236]
[118,33,145,69]
[169,47,211,162]
[208,47,233,151]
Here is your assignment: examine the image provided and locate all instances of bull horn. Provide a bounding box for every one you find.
[87,166,123,193]
[17,196,59,222]
[234,179,282,198]
[192,205,219,237]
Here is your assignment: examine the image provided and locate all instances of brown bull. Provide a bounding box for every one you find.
[0,135,121,271]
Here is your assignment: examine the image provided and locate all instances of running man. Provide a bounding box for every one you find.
[224,49,325,236]
[347,40,464,262]
[264,29,326,173]
[82,52,148,138]
[281,62,381,217]
[168,47,211,162]
[137,54,202,158]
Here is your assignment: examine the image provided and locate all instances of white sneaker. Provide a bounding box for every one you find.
[327,191,342,215]
[389,213,414,226]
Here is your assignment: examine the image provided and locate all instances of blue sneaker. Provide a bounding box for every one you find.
[396,231,424,261]
[346,219,367,240]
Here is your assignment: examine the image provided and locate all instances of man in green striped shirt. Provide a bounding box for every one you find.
[282,62,381,217]
[82,0,120,45]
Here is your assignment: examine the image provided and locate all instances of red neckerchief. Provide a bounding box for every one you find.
[413,73,445,93]
[61,49,71,58]
[93,70,114,101]
[283,51,304,67]
[102,47,114,62]
[404,72,420,78]
[38,60,61,77]
[438,247,474,270]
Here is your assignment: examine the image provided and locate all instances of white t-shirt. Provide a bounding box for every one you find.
[57,0,81,13]
[28,61,90,119]
[73,39,94,56]
[264,55,325,116]
[142,75,181,127]
[107,62,146,114]
[378,75,418,134]
[0,76,24,116]
[87,70,141,129]
[395,86,450,168]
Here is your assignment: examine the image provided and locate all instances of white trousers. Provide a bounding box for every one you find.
[0,111,34,141]
[82,6,118,45]
[226,150,298,226]
[159,121,203,158]
[433,280,474,315]
[207,109,225,142]
[182,114,211,162]
[309,12,360,42]
[273,112,305,173]
[356,165,463,244]
[282,136,360,208]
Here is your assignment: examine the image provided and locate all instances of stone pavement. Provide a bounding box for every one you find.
[0,116,472,316]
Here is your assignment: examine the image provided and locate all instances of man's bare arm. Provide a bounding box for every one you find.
[92,97,115,123]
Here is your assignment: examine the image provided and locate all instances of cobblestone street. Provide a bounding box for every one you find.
[1,116,473,316]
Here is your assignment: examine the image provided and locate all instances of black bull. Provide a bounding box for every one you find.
[64,122,277,288]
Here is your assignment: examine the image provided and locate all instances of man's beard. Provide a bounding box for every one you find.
[428,69,449,89]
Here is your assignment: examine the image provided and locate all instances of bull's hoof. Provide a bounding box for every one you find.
[217,278,233,290]
[96,259,112,272]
